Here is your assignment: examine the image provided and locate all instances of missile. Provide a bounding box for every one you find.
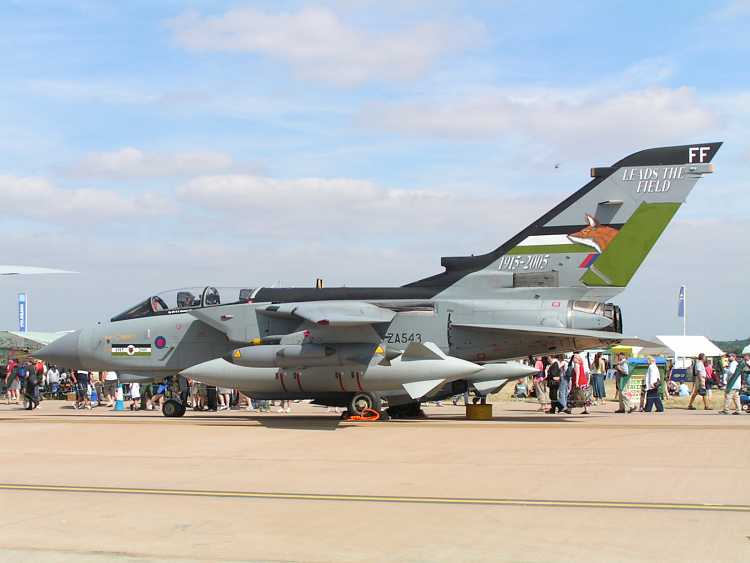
[226,343,376,368]
[183,342,537,401]
[185,342,482,396]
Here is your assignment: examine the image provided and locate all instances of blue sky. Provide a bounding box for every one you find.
[1,0,748,339]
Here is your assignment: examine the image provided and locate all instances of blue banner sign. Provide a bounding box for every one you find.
[18,293,27,332]
[671,367,688,383]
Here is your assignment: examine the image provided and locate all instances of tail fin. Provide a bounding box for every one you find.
[408,142,721,294]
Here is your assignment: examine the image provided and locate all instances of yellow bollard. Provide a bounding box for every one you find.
[465,403,493,420]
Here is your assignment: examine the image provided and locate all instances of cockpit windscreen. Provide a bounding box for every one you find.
[111,286,255,322]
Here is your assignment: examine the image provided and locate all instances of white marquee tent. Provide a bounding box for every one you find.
[655,335,724,358]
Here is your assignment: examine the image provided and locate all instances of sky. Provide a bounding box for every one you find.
[0,0,748,339]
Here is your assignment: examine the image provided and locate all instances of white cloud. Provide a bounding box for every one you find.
[167,7,483,85]
[27,79,159,105]
[66,147,234,179]
[361,86,718,155]
[0,174,167,221]
[711,0,750,20]
[176,173,544,239]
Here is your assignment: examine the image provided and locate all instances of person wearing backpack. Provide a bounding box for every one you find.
[719,353,742,415]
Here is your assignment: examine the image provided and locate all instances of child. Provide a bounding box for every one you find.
[150,381,166,410]
[513,380,528,399]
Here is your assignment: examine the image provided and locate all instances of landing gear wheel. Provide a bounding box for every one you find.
[162,399,183,418]
[349,392,380,416]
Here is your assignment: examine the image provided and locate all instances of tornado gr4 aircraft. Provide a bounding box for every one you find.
[39,142,721,418]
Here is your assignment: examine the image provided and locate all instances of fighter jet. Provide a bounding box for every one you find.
[39,142,721,418]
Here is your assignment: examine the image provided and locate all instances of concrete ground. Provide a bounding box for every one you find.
[0,399,748,562]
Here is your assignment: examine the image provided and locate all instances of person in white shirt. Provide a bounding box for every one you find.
[720,353,742,415]
[102,371,118,407]
[129,382,141,411]
[643,357,664,412]
[46,366,60,386]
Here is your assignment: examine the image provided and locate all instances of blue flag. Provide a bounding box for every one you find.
[18,293,27,332]
[678,285,685,318]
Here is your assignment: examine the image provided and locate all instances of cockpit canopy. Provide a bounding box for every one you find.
[111,286,256,322]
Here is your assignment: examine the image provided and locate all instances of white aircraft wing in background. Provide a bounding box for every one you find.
[0,265,77,276]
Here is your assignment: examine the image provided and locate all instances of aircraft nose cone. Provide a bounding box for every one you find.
[37,330,82,367]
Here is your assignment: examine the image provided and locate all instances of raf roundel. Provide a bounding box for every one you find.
[154,336,167,349]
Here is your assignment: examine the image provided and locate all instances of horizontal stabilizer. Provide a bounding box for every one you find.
[451,323,630,359]
[402,379,447,400]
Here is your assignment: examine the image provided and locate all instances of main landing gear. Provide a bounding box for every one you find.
[162,399,186,417]
[340,392,389,421]
[386,401,426,420]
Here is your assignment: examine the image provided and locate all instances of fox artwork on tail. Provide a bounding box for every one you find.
[567,214,619,254]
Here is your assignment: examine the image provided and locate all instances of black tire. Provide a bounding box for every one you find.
[349,393,380,415]
[162,399,182,418]
[386,401,424,419]
[176,403,187,417]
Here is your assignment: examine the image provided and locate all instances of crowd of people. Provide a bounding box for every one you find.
[1,360,289,413]
[514,351,750,415]
[4,350,750,415]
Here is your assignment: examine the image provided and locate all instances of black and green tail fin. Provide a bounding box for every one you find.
[408,142,722,293]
